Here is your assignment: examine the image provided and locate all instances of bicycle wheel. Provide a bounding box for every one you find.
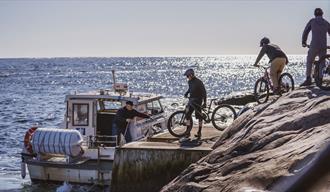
[211,104,237,131]
[167,111,193,137]
[279,73,294,94]
[315,56,330,90]
[254,78,269,104]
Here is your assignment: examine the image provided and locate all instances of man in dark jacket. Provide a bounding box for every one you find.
[301,8,330,86]
[113,101,150,144]
[182,69,207,140]
[254,37,289,94]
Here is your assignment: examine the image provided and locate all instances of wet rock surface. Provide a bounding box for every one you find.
[161,87,330,192]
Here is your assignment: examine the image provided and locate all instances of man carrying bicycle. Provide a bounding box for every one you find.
[301,8,330,86]
[254,37,289,94]
[182,69,207,141]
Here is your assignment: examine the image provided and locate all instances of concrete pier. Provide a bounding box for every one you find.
[110,125,221,192]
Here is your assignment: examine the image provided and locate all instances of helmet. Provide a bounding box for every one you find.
[260,37,270,47]
[184,69,194,76]
[314,8,323,16]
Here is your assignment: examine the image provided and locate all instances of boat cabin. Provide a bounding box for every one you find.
[64,89,166,146]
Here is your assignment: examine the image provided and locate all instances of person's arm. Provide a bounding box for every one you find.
[254,46,266,66]
[133,110,150,118]
[285,54,289,64]
[283,51,289,64]
[201,83,207,106]
[184,86,190,98]
[302,20,312,47]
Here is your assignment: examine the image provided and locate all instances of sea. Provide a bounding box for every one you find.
[0,55,306,191]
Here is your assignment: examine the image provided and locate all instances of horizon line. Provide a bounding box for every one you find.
[0,54,306,59]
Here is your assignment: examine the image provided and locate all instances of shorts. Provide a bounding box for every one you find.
[185,98,203,120]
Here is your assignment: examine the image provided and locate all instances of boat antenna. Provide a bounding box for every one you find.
[112,69,116,87]
[111,69,128,96]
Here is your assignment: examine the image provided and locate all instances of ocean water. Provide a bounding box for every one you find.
[0,56,306,191]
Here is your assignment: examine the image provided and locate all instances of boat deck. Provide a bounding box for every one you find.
[131,124,223,150]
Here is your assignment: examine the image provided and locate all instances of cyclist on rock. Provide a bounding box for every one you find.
[254,37,289,94]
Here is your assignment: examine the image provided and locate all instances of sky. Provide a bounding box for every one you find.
[0,0,329,58]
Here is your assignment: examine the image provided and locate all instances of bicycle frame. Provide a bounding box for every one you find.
[167,98,237,137]
[306,45,330,80]
[258,66,275,91]
[185,98,217,123]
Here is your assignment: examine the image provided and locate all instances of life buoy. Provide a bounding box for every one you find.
[23,127,37,154]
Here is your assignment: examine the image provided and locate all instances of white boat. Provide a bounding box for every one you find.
[21,70,168,186]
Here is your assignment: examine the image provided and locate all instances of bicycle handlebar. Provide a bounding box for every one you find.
[255,65,270,70]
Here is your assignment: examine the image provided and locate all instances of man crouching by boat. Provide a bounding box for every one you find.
[113,101,150,145]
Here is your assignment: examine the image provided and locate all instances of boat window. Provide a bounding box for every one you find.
[136,104,147,113]
[98,100,122,112]
[72,104,89,126]
[147,100,163,115]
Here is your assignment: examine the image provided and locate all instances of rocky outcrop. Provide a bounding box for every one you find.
[217,91,255,106]
[161,87,330,192]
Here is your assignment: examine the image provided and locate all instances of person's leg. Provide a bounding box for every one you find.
[124,124,131,143]
[318,49,327,79]
[112,122,119,146]
[276,58,286,89]
[193,100,203,139]
[277,58,286,75]
[270,58,281,89]
[183,101,194,138]
[116,125,125,146]
[195,121,202,139]
[112,122,118,136]
[301,48,318,86]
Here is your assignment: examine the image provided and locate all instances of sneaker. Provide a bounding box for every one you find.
[179,136,190,143]
[273,87,280,95]
[300,77,312,87]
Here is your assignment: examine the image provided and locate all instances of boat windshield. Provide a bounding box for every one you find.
[98,100,122,112]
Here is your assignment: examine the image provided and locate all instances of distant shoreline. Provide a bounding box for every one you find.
[0,55,305,60]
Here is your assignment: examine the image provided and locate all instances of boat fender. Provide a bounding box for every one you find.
[23,127,38,154]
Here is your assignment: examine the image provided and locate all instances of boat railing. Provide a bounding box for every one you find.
[83,135,118,148]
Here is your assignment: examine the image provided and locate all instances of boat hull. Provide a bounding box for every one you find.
[26,159,112,185]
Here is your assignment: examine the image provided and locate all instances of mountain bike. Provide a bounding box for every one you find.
[306,45,330,90]
[254,66,294,104]
[167,98,237,138]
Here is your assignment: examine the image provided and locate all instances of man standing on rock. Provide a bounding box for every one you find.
[301,8,330,86]
[182,69,207,141]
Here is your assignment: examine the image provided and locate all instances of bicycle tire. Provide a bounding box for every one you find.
[315,55,330,91]
[254,78,269,104]
[167,110,193,137]
[279,73,295,94]
[211,104,237,131]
